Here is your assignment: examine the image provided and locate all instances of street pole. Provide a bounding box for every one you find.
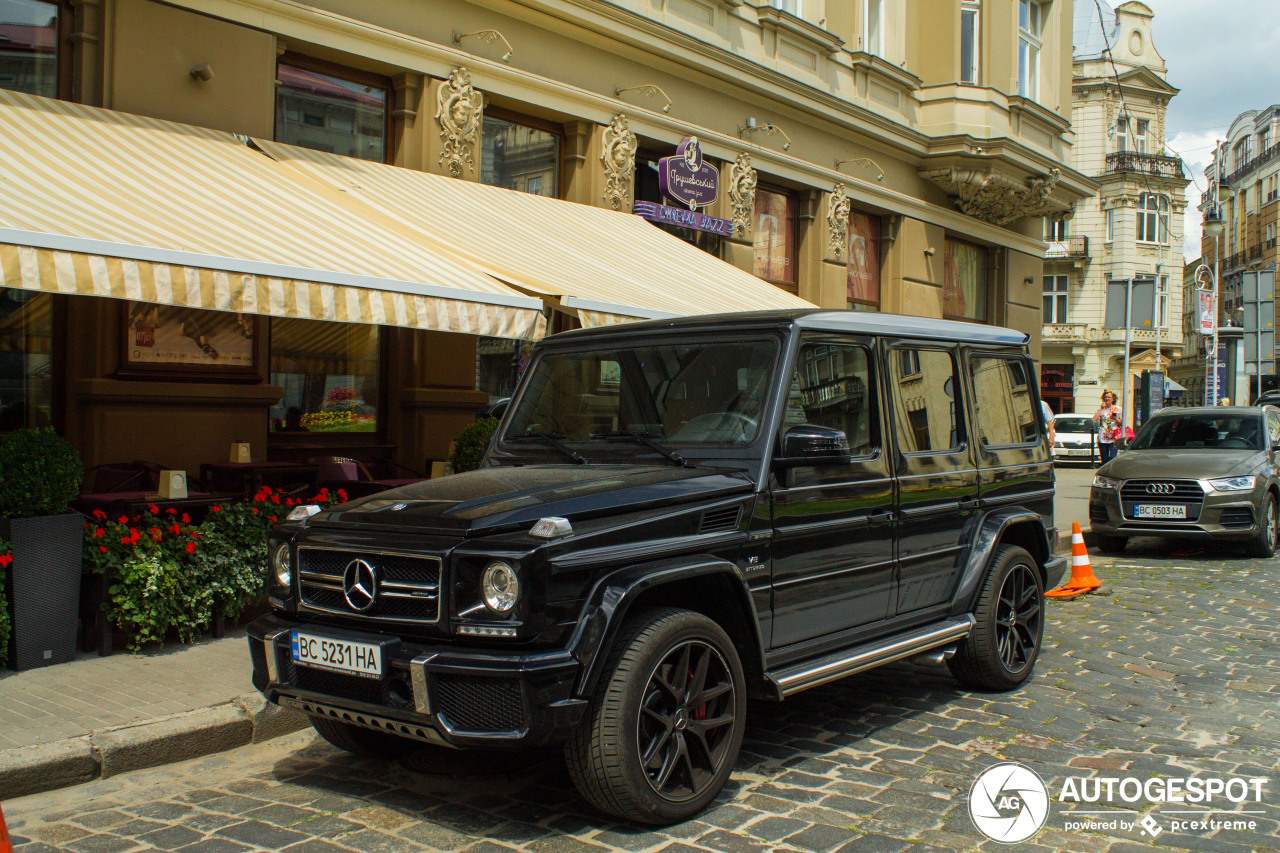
[1122,277,1133,437]
[1212,234,1220,403]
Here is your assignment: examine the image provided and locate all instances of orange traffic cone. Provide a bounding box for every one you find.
[1046,521,1103,598]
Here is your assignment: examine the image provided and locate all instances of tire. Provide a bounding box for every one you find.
[309,715,415,758]
[1095,534,1128,554]
[566,607,747,825]
[948,545,1044,691]
[1246,492,1278,558]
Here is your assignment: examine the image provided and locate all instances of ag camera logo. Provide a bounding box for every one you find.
[969,762,1050,843]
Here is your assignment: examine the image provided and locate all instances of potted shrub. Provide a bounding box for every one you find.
[450,417,500,473]
[0,428,84,669]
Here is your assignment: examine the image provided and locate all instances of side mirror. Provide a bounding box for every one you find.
[775,424,852,468]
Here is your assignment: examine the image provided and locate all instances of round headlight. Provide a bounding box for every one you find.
[481,561,519,614]
[271,542,291,587]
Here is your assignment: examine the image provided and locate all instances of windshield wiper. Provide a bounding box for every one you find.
[598,431,688,467]
[509,432,589,464]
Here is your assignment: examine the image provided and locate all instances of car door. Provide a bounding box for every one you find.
[968,350,1054,519]
[886,341,981,615]
[770,336,895,648]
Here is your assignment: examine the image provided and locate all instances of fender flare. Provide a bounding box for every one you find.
[949,508,1050,615]
[567,556,766,698]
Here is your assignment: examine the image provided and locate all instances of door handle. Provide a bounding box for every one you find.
[958,498,982,510]
[868,510,895,526]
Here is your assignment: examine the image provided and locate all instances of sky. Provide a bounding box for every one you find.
[1110,0,1280,261]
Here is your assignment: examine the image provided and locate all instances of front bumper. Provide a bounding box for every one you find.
[1089,483,1264,540]
[247,614,586,749]
[1052,443,1098,463]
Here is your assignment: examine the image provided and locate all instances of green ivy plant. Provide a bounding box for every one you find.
[451,417,500,473]
[0,428,82,518]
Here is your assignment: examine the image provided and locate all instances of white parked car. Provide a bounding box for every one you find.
[1052,413,1100,465]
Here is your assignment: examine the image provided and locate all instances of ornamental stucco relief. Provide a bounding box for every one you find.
[435,67,483,177]
[728,153,757,238]
[922,167,1068,226]
[827,184,851,258]
[601,115,638,211]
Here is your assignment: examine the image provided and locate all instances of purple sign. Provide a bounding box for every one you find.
[633,201,734,236]
[658,137,719,210]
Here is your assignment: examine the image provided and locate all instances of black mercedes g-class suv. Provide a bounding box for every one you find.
[249,309,1062,824]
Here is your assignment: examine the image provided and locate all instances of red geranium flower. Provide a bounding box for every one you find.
[0,554,12,567]
[251,507,259,514]
[181,513,191,524]
[118,515,129,524]
[92,510,107,519]
[149,528,163,541]
[267,516,277,523]
[165,508,178,515]
[148,503,159,514]
[189,530,200,539]
[169,524,181,535]
[94,528,105,538]
[120,536,131,545]
[211,506,222,513]
[338,489,348,502]
[185,542,196,555]
[98,545,108,553]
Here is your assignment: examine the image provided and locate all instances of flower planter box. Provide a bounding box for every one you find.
[1,513,84,670]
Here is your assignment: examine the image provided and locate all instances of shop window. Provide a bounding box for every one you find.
[847,210,881,307]
[275,56,389,163]
[1017,0,1041,101]
[0,0,58,98]
[753,186,796,287]
[635,152,722,256]
[269,318,380,434]
[0,290,53,430]
[960,1,980,84]
[943,238,988,322]
[481,110,562,198]
[1043,275,1068,324]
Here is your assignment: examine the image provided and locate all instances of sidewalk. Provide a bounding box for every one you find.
[0,631,305,801]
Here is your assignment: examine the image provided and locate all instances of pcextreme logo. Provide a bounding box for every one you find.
[969,763,1051,843]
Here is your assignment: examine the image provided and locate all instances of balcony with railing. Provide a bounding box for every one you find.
[1105,152,1185,180]
[1222,140,1280,186]
[1044,235,1090,260]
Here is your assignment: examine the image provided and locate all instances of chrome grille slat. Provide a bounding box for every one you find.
[297,546,441,624]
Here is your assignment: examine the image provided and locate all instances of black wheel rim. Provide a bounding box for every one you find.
[636,639,737,803]
[994,564,1042,673]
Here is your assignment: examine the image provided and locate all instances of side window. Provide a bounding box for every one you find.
[780,343,879,459]
[889,347,962,453]
[970,355,1039,446]
[1268,410,1280,448]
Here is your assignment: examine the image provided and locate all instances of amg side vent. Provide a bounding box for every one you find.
[700,506,743,534]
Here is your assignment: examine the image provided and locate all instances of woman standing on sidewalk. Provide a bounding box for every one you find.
[1094,389,1122,465]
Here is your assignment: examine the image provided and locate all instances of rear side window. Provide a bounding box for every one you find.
[970,355,1039,445]
[889,347,962,453]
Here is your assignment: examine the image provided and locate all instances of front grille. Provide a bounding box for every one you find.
[249,638,268,687]
[1119,479,1205,521]
[1219,507,1254,527]
[298,547,440,624]
[433,674,527,732]
[1089,502,1109,524]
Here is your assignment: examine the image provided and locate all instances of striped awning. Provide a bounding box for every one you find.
[0,91,543,339]
[251,139,815,325]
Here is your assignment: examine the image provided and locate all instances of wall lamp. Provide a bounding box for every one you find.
[835,156,885,182]
[739,118,791,151]
[189,63,214,82]
[614,84,672,114]
[452,29,513,63]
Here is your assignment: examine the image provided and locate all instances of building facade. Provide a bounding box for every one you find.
[1039,0,1186,420]
[0,0,1092,476]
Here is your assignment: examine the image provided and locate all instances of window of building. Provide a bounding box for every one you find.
[0,0,58,98]
[1105,208,1114,242]
[1262,129,1272,153]
[779,344,879,468]
[847,210,881,307]
[1234,138,1250,171]
[1115,117,1128,153]
[1043,275,1068,324]
[863,0,884,55]
[770,0,813,20]
[1136,193,1169,244]
[635,151,722,256]
[970,355,1038,445]
[960,2,980,84]
[1135,119,1149,153]
[1158,274,1169,328]
[275,57,390,163]
[1017,0,1041,101]
[754,186,797,287]
[480,110,562,198]
[1044,217,1067,241]
[943,238,988,322]
[269,318,381,434]
[0,290,54,431]
[890,348,962,453]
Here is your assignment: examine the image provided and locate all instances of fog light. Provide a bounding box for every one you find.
[481,561,518,613]
[271,542,291,587]
[286,504,321,522]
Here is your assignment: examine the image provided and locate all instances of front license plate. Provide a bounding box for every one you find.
[291,631,382,678]
[1135,504,1186,519]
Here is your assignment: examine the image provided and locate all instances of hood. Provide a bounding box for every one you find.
[1101,449,1264,480]
[315,464,753,533]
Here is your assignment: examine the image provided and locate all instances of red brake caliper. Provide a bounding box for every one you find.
[689,667,707,720]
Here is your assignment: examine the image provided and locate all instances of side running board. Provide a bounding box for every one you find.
[765,616,975,698]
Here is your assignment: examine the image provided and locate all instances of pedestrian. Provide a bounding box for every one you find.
[1094,389,1122,465]
[1218,397,1231,406]
[1039,399,1055,446]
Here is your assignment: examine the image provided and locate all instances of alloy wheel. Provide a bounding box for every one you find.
[994,563,1042,672]
[636,640,737,802]
[1268,498,1277,551]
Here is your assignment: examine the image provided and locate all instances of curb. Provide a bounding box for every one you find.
[0,694,307,801]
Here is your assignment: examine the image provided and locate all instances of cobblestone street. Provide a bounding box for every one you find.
[7,545,1280,853]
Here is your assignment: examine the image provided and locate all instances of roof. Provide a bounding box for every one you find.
[549,309,1030,346]
[1073,0,1116,59]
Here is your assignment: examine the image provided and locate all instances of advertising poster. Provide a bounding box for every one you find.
[847,211,881,303]
[1199,290,1214,334]
[753,189,794,283]
[943,239,987,321]
[125,303,255,371]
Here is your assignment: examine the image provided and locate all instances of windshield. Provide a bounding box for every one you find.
[1129,413,1265,451]
[503,338,778,448]
[1054,417,1095,434]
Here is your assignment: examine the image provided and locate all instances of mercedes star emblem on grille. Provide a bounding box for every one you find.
[343,558,379,612]
[1145,482,1176,495]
